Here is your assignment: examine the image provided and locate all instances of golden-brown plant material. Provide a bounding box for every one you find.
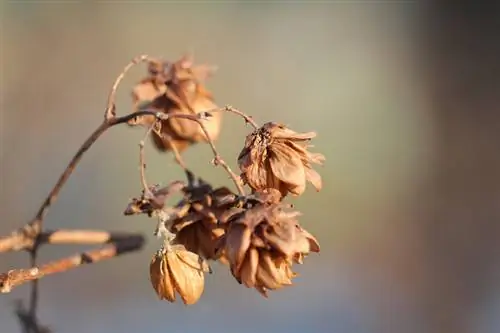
[128,54,222,153]
[149,245,210,305]
[237,122,325,198]
[167,178,240,263]
[215,192,320,297]
[123,182,186,217]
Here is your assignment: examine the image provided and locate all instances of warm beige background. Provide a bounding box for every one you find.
[1,2,499,333]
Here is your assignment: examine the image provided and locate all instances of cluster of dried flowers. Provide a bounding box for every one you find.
[125,54,325,305]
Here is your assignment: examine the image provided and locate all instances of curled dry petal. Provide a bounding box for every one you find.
[167,182,240,262]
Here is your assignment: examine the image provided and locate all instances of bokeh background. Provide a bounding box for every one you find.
[1,2,499,333]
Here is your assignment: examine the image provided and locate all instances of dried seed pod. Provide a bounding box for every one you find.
[149,245,210,305]
[237,122,325,197]
[165,178,239,263]
[218,198,320,296]
[128,54,222,154]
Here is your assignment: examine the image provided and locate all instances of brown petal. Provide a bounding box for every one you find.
[176,247,211,273]
[174,225,198,253]
[305,167,322,192]
[256,262,282,290]
[244,162,269,191]
[169,248,205,305]
[297,225,321,253]
[251,234,267,248]
[269,123,317,141]
[269,144,306,188]
[307,151,326,165]
[195,223,216,259]
[239,247,259,288]
[172,212,202,231]
[263,229,297,257]
[225,224,252,273]
[259,251,282,285]
[275,259,294,286]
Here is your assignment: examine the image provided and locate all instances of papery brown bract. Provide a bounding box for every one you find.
[237,122,325,197]
[167,182,240,263]
[149,245,210,305]
[217,197,320,296]
[128,54,222,153]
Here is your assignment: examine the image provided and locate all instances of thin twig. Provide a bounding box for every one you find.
[204,105,259,130]
[153,112,246,196]
[139,122,158,198]
[0,233,145,293]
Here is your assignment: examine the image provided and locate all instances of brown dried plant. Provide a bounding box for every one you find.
[0,53,325,332]
[128,54,222,159]
[238,122,325,198]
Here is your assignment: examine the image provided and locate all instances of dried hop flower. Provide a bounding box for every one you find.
[216,196,320,297]
[149,245,210,305]
[167,179,240,263]
[128,54,222,153]
[237,122,325,198]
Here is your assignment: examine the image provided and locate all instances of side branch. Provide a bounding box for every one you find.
[0,232,145,293]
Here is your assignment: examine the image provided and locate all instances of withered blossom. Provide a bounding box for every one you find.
[128,54,222,153]
[215,198,320,297]
[167,180,240,262]
[149,245,210,305]
[238,122,325,198]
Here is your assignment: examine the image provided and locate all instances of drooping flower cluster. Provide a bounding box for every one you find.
[124,54,325,305]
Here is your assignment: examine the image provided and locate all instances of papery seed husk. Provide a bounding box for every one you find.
[150,252,176,302]
[168,247,206,305]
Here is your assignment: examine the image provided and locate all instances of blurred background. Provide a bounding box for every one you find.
[1,1,499,333]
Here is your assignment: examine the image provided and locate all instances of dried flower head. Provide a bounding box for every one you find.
[216,194,320,296]
[128,54,222,153]
[238,122,325,198]
[167,178,240,262]
[149,245,210,305]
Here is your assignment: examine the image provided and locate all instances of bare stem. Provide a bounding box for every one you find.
[139,122,158,198]
[0,233,145,293]
[163,113,246,196]
[204,105,259,130]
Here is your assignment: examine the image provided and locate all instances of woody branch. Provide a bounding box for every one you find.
[0,231,145,293]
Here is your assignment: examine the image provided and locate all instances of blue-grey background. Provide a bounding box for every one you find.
[2,2,499,333]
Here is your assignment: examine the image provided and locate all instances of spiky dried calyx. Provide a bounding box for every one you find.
[215,195,320,296]
[149,245,210,305]
[238,122,325,197]
[128,54,222,153]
